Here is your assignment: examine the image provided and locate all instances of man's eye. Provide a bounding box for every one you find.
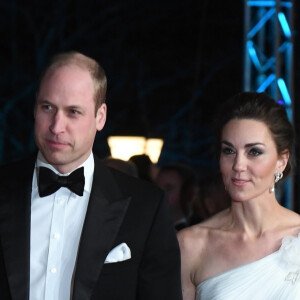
[70,109,79,115]
[42,104,52,110]
[249,148,263,156]
[222,147,235,155]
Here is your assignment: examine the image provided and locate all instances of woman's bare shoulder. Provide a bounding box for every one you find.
[282,207,300,222]
[177,223,210,284]
[178,210,232,286]
[177,209,230,257]
[177,223,207,246]
[277,207,300,236]
[177,224,208,260]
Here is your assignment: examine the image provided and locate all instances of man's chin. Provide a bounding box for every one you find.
[41,151,69,166]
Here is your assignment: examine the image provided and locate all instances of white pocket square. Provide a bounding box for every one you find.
[105,243,131,263]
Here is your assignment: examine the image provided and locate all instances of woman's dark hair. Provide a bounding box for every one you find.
[214,92,294,178]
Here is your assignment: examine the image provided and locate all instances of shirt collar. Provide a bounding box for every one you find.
[35,151,95,194]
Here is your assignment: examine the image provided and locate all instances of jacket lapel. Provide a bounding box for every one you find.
[0,159,34,300]
[72,159,131,300]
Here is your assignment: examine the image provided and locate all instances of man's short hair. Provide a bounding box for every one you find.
[37,51,107,113]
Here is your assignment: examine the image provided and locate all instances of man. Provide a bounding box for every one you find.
[0,52,182,299]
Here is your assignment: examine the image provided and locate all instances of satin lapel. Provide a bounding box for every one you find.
[72,160,131,300]
[0,159,34,300]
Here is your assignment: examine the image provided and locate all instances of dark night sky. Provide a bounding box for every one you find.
[0,0,299,180]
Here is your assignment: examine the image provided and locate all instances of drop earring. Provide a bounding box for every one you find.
[270,172,283,193]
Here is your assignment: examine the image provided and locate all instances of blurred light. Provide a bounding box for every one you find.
[145,139,164,164]
[248,1,275,7]
[107,136,164,163]
[277,99,285,105]
[257,73,276,92]
[277,78,291,106]
[247,1,292,8]
[247,41,261,70]
[279,41,290,53]
[247,8,275,39]
[278,12,291,38]
[108,136,146,161]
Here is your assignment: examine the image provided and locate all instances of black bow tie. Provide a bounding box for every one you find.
[38,166,85,197]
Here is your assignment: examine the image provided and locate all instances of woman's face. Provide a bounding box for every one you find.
[219,119,288,202]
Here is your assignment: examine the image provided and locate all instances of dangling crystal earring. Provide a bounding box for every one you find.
[270,172,283,193]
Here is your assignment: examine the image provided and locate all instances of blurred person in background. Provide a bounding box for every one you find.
[189,172,231,225]
[155,162,198,231]
[129,154,158,182]
[102,156,138,177]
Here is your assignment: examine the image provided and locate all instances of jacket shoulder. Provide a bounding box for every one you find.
[0,155,36,184]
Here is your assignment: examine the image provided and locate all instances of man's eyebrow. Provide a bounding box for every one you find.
[67,105,82,109]
[37,99,52,104]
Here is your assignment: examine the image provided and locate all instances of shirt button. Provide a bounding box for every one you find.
[50,268,57,274]
[53,233,60,239]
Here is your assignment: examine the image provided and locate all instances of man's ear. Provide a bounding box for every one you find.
[276,150,289,173]
[96,103,107,131]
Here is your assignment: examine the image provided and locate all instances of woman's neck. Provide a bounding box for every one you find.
[225,196,283,238]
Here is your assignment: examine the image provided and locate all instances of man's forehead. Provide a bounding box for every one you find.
[44,63,89,78]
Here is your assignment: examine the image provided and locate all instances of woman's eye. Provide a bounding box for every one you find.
[249,148,263,156]
[222,147,235,155]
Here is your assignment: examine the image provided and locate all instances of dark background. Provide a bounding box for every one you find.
[0,1,299,184]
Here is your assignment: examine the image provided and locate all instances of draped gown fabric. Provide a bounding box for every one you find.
[196,233,300,300]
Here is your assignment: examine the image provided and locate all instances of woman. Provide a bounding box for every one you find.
[178,92,300,299]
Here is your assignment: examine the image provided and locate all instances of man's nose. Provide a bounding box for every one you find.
[49,112,66,134]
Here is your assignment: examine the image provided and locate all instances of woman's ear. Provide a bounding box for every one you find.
[276,150,289,173]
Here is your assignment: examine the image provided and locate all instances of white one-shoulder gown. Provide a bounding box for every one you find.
[196,233,300,300]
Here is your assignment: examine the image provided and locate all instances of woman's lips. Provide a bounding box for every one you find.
[232,178,250,186]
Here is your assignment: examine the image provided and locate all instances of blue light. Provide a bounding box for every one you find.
[277,78,291,106]
[248,1,275,7]
[247,1,292,8]
[247,8,275,39]
[262,57,275,72]
[278,12,292,38]
[257,74,276,92]
[277,100,285,105]
[247,41,261,70]
[278,41,290,53]
[286,107,293,122]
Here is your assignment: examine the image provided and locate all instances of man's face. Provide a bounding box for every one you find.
[34,65,106,173]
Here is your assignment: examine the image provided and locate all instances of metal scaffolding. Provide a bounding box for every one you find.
[243,0,294,208]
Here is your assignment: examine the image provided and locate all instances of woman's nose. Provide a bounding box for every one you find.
[232,154,247,172]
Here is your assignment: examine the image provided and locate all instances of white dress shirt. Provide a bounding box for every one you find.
[29,152,94,300]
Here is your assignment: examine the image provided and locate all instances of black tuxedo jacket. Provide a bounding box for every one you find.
[0,155,182,300]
